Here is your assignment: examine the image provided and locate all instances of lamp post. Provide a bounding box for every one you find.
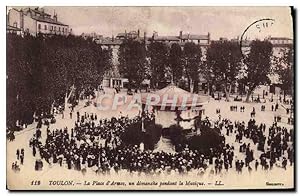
[140,104,146,151]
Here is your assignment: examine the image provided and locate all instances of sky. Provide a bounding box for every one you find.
[9,6,294,40]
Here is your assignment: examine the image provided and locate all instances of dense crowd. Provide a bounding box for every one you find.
[24,106,294,175]
[218,117,293,171]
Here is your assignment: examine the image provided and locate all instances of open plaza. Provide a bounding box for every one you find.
[7,85,294,189]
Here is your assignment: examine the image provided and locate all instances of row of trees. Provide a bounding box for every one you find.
[273,45,294,99]
[7,33,112,129]
[118,40,203,91]
[118,39,293,102]
[7,33,293,129]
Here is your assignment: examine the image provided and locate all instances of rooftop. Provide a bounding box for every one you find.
[181,34,209,40]
[26,7,51,16]
[153,36,180,41]
[21,7,68,26]
[96,38,123,45]
[7,25,21,31]
[270,37,293,40]
[31,15,68,26]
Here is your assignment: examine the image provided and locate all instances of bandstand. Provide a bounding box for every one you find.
[140,84,210,130]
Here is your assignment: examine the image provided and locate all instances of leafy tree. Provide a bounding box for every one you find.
[118,39,147,90]
[147,42,169,89]
[206,41,242,101]
[201,59,215,95]
[188,129,222,151]
[120,120,162,150]
[274,45,294,100]
[242,40,273,102]
[120,122,143,146]
[168,43,183,86]
[183,42,202,93]
[6,33,111,130]
[7,34,33,127]
[144,123,163,150]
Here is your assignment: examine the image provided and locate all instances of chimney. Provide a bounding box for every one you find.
[40,8,45,18]
[144,32,147,41]
[20,10,24,29]
[179,31,183,39]
[53,14,57,22]
[53,10,57,22]
[208,32,210,44]
[137,29,140,38]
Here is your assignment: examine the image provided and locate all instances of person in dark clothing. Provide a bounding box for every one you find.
[20,154,24,165]
[282,158,287,170]
[255,160,259,171]
[16,149,20,160]
[33,146,36,157]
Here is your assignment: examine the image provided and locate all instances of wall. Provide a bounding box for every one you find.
[8,9,21,28]
[23,14,37,36]
[271,39,292,45]
[37,21,69,35]
[199,39,209,44]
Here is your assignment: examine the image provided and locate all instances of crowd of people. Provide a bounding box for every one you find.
[23,106,294,176]
[11,148,25,172]
[8,86,293,176]
[217,116,294,172]
[228,105,249,113]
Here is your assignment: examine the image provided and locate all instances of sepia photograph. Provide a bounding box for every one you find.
[6,5,295,190]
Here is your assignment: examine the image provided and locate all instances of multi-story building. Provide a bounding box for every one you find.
[268,37,293,94]
[269,37,293,47]
[151,31,210,46]
[81,32,103,41]
[94,30,210,89]
[7,7,71,36]
[95,30,147,88]
[229,36,293,94]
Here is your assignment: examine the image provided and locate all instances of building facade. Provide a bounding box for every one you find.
[7,7,71,36]
[151,31,210,46]
[94,30,210,89]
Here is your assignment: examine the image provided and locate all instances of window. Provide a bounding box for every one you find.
[44,25,47,30]
[38,24,41,30]
[59,27,61,32]
[54,26,56,31]
[51,26,53,31]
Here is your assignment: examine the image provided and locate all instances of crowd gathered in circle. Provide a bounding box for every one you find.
[20,107,294,176]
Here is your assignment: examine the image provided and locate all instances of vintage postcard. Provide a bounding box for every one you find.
[6,6,294,190]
